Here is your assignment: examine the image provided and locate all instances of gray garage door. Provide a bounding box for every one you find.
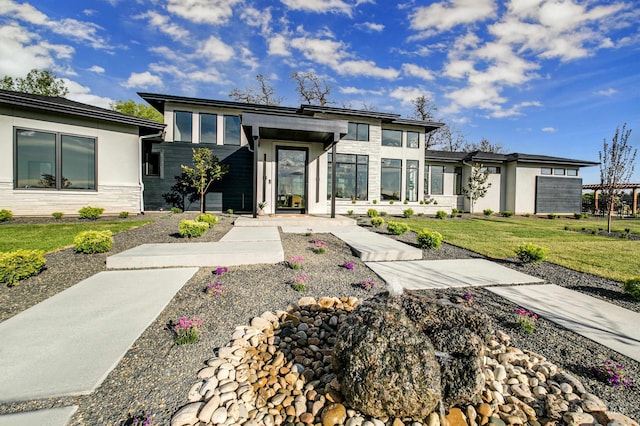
[535,176,582,214]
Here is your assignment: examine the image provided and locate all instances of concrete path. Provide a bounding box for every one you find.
[235,214,356,227]
[488,284,640,363]
[0,406,78,426]
[366,259,544,289]
[0,268,197,403]
[331,227,423,261]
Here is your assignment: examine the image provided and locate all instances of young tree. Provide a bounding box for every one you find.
[599,123,636,232]
[291,71,332,106]
[229,74,283,105]
[181,148,229,213]
[462,163,492,214]
[1,69,69,97]
[110,99,163,122]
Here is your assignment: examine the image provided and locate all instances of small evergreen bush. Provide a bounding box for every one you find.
[403,199,409,205]
[548,213,560,220]
[389,200,394,205]
[371,217,384,228]
[0,250,46,286]
[483,209,493,216]
[226,209,234,214]
[416,229,442,250]
[403,208,414,218]
[52,212,64,219]
[367,208,378,218]
[78,206,104,220]
[501,211,514,217]
[379,211,388,217]
[419,200,424,205]
[623,278,640,301]
[352,199,356,204]
[451,208,459,217]
[372,199,378,205]
[347,210,354,215]
[0,209,13,222]
[179,220,208,238]
[170,207,183,214]
[119,211,129,219]
[73,230,114,254]
[387,221,409,235]
[515,243,548,264]
[574,212,585,219]
[435,210,447,220]
[196,213,218,228]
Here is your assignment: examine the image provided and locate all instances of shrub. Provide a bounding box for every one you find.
[371,217,385,228]
[483,209,493,216]
[367,208,378,218]
[523,213,532,218]
[73,230,114,254]
[389,200,394,205]
[347,210,354,215]
[416,229,442,250]
[119,211,129,219]
[379,211,387,217]
[451,208,459,217]
[403,199,409,205]
[52,212,64,219]
[372,199,378,205]
[292,275,308,291]
[574,212,586,219]
[352,199,356,204]
[179,220,208,238]
[433,200,438,205]
[548,213,560,220]
[419,200,424,205]
[196,213,218,228]
[623,278,640,301]
[78,206,104,220]
[0,250,46,286]
[501,211,514,217]
[516,308,538,334]
[170,207,183,214]
[289,255,304,270]
[435,210,447,220]
[515,243,548,264]
[226,209,234,214]
[403,208,414,218]
[174,316,203,345]
[0,209,13,222]
[387,221,409,235]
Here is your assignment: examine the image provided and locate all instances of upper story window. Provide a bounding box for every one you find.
[224,115,241,145]
[15,128,96,190]
[382,129,402,147]
[174,111,192,142]
[541,167,552,175]
[554,168,565,175]
[344,122,369,141]
[567,169,578,176]
[407,131,420,149]
[200,113,217,144]
[481,166,501,174]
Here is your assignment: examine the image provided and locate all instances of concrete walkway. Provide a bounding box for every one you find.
[331,227,423,261]
[0,406,78,426]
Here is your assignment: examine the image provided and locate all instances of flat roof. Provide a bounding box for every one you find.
[425,150,598,167]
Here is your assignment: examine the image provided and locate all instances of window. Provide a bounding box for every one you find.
[554,168,565,175]
[381,158,401,200]
[200,113,217,144]
[327,154,368,200]
[430,165,444,195]
[481,166,501,174]
[174,111,192,142]
[344,122,369,141]
[143,144,160,177]
[541,167,552,175]
[407,131,420,148]
[406,160,419,201]
[567,169,578,176]
[424,165,430,198]
[224,115,241,145]
[15,128,96,190]
[382,129,402,147]
[455,166,463,195]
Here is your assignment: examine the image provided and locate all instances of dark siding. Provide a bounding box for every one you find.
[143,142,253,212]
[535,176,582,214]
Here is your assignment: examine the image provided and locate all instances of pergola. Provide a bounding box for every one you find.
[583,183,640,215]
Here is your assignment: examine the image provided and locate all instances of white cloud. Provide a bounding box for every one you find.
[489,101,542,118]
[200,36,235,62]
[542,127,557,132]
[357,22,384,32]
[0,0,48,25]
[135,11,190,42]
[240,7,272,35]
[339,86,385,96]
[402,63,435,80]
[167,0,242,25]
[63,79,113,108]
[122,71,163,89]
[88,65,105,73]
[389,86,431,105]
[280,0,354,16]
[594,88,618,96]
[410,0,496,33]
[268,34,290,56]
[0,23,61,77]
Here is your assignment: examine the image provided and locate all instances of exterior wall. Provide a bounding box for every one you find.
[471,165,504,214]
[0,106,142,216]
[513,164,540,214]
[504,163,518,213]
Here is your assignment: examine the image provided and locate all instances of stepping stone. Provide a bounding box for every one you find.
[332,228,423,261]
[219,226,280,242]
[0,406,78,426]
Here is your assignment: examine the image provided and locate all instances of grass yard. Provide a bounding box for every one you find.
[403,215,640,282]
[0,220,153,253]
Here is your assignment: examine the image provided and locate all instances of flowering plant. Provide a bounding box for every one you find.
[289,255,304,270]
[174,316,203,345]
[516,307,538,334]
[342,261,355,270]
[292,275,308,291]
[358,280,375,290]
[214,266,228,275]
[305,228,313,236]
[463,292,476,304]
[205,281,223,296]
[313,240,327,254]
[130,413,153,426]
[593,361,633,388]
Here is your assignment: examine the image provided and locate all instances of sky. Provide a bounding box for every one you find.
[1,0,639,185]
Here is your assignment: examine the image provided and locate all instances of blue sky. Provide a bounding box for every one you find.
[1,0,639,184]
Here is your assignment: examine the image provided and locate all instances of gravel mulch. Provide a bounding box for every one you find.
[0,214,638,424]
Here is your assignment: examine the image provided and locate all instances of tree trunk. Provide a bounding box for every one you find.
[607,195,614,233]
[200,192,205,214]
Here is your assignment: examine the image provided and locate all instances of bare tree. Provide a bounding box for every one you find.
[462,163,492,214]
[229,74,282,105]
[427,124,466,151]
[462,137,504,153]
[599,123,636,232]
[410,95,437,121]
[291,71,332,106]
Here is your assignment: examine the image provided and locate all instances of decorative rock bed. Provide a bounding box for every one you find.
[171,295,638,426]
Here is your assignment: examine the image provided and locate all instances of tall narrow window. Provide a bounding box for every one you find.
[61,135,95,190]
[406,160,419,201]
[174,111,192,142]
[224,115,241,145]
[424,165,430,198]
[382,129,402,147]
[200,113,217,144]
[455,166,463,195]
[381,158,401,200]
[430,165,444,195]
[407,131,420,148]
[327,154,368,200]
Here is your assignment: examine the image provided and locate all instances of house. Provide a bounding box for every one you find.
[0,89,164,216]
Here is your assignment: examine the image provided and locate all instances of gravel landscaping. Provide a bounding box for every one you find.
[0,213,638,425]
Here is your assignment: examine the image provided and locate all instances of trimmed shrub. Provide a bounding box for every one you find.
[0,209,13,222]
[416,229,442,250]
[574,212,585,219]
[523,213,532,217]
[451,208,459,217]
[73,230,114,254]
[179,219,208,238]
[170,207,183,214]
[435,210,447,220]
[386,221,409,235]
[419,200,424,205]
[226,209,234,214]
[501,211,514,217]
[119,211,129,219]
[371,217,385,228]
[352,199,356,204]
[372,199,378,205]
[367,208,378,218]
[379,211,388,217]
[548,213,560,220]
[515,243,548,264]
[0,250,46,286]
[389,200,394,205]
[623,278,640,301]
[196,213,219,228]
[347,210,354,215]
[403,208,414,218]
[483,209,493,216]
[403,199,409,205]
[52,212,64,219]
[78,206,104,220]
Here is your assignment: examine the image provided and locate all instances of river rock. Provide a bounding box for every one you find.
[171,402,203,426]
[322,403,347,426]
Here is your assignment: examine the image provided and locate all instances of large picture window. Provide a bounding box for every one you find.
[200,113,217,143]
[381,158,401,200]
[327,154,368,200]
[430,165,444,195]
[174,111,192,142]
[224,115,241,145]
[344,122,369,141]
[406,160,419,201]
[382,129,402,147]
[15,128,96,190]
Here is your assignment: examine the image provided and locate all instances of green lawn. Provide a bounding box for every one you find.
[403,215,640,282]
[0,220,153,253]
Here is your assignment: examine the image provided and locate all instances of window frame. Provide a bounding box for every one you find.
[380,158,402,200]
[554,168,565,176]
[343,122,369,141]
[327,153,369,200]
[406,160,419,201]
[541,167,552,175]
[199,113,218,144]
[174,111,193,142]
[223,115,241,146]
[407,131,420,149]
[381,129,402,147]
[430,165,445,196]
[566,169,578,176]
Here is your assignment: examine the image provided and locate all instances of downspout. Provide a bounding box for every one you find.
[251,132,259,218]
[139,130,164,214]
[331,137,337,218]
[462,160,473,213]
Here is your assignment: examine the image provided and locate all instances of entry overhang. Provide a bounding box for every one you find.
[242,112,348,147]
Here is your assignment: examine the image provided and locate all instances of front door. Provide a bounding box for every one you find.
[276,147,307,213]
